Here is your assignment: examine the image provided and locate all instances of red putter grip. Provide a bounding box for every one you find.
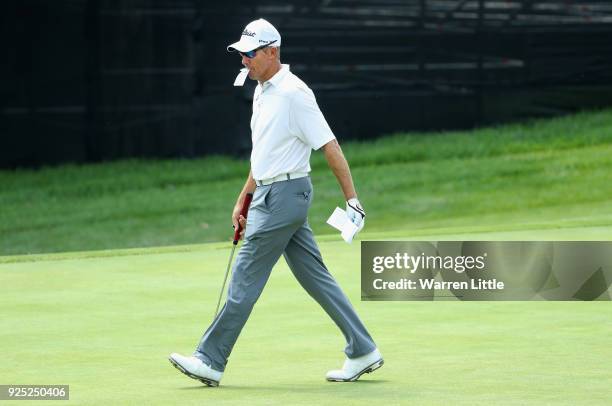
[233,193,253,244]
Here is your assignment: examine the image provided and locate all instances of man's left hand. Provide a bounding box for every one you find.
[346,198,365,232]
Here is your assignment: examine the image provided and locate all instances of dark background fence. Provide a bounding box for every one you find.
[2,0,612,168]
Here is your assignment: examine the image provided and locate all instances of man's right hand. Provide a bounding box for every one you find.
[232,204,241,231]
[232,204,247,240]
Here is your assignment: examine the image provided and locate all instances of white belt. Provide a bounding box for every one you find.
[255,172,309,186]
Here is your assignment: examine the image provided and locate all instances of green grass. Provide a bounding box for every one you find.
[2,109,612,255]
[2,110,612,404]
[1,230,611,405]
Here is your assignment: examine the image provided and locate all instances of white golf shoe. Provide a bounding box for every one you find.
[326,348,384,382]
[168,353,223,387]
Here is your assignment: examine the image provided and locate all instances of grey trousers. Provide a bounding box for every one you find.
[194,177,376,371]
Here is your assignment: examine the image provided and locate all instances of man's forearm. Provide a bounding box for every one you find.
[236,169,257,207]
[323,139,357,200]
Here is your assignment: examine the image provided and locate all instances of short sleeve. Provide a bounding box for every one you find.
[291,87,336,150]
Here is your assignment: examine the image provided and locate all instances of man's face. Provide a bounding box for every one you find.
[241,47,276,81]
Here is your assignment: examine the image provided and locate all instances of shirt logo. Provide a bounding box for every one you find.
[242,29,256,37]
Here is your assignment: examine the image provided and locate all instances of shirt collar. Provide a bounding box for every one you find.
[263,64,290,88]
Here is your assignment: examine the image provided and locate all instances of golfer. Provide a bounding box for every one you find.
[170,18,383,386]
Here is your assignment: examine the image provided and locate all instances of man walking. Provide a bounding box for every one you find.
[169,18,382,386]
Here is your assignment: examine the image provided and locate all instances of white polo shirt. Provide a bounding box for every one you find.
[250,64,336,180]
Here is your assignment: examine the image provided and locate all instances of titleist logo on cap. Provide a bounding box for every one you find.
[242,29,256,37]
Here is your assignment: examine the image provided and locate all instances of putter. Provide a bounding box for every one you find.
[213,192,253,321]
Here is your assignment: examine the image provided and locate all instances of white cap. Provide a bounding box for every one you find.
[227,18,281,53]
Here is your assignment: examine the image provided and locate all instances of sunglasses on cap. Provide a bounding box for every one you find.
[239,40,278,58]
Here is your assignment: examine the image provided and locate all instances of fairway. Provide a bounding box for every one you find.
[2,226,611,405]
[2,110,611,404]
